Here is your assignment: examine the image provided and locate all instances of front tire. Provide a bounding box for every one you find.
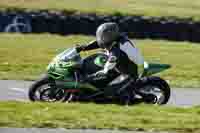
[28,75,72,102]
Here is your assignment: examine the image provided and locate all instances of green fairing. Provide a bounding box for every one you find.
[47,59,98,91]
[94,55,107,67]
[55,80,97,91]
[143,63,171,76]
[47,59,79,78]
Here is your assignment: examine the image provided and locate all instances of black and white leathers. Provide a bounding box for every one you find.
[80,35,144,78]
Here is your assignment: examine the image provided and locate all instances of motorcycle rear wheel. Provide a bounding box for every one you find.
[136,76,171,105]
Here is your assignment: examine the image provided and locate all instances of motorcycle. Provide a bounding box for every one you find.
[28,47,171,105]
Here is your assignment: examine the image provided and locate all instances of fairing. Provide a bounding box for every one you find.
[143,61,171,76]
[47,48,82,80]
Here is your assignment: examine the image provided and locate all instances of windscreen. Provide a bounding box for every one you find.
[56,48,80,62]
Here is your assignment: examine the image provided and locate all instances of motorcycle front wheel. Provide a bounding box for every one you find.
[28,75,73,102]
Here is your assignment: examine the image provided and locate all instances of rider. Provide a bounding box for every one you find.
[76,22,144,84]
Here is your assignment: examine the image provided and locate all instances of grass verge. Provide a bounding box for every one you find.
[0,0,200,20]
[0,101,200,132]
[0,34,200,88]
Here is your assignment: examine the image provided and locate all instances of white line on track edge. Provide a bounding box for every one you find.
[9,88,26,93]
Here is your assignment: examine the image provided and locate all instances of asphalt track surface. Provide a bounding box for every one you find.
[0,128,174,133]
[0,80,200,107]
[0,80,195,133]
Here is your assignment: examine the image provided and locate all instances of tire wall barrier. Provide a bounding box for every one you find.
[1,10,200,42]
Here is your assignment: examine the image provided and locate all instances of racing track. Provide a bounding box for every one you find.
[0,80,199,133]
[0,80,200,107]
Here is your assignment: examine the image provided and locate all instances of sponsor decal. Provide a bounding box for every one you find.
[4,15,32,33]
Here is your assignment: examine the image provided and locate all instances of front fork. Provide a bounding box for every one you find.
[46,78,60,99]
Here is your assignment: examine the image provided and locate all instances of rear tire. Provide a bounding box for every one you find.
[136,76,171,105]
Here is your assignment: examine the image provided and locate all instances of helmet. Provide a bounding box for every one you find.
[96,22,120,49]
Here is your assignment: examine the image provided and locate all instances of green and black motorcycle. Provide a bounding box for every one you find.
[28,47,171,105]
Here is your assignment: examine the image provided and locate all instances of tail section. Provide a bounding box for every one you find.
[143,62,171,76]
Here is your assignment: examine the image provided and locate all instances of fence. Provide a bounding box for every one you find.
[0,10,200,42]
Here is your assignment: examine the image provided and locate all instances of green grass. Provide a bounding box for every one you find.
[0,34,200,88]
[1,0,200,20]
[0,101,200,132]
